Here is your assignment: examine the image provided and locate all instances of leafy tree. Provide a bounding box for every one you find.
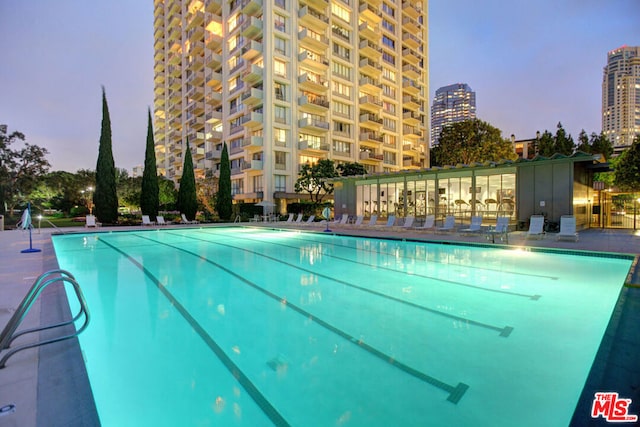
[294,159,339,204]
[215,142,232,220]
[430,119,516,166]
[553,122,574,155]
[93,87,119,224]
[140,109,159,219]
[537,130,555,157]
[119,176,143,210]
[177,138,198,220]
[0,125,50,216]
[30,170,94,214]
[615,135,640,191]
[576,129,590,153]
[159,177,178,210]
[590,132,614,161]
[337,162,367,176]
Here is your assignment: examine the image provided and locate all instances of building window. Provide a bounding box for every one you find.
[332,61,351,80]
[382,84,396,98]
[332,80,351,99]
[333,100,351,118]
[383,151,396,164]
[274,82,286,101]
[383,117,396,131]
[331,23,350,42]
[274,59,287,77]
[333,139,351,155]
[382,35,395,49]
[274,174,287,191]
[382,67,396,82]
[274,14,287,32]
[331,2,351,23]
[231,178,244,195]
[253,175,263,192]
[332,43,351,61]
[333,120,351,136]
[275,105,288,124]
[383,101,395,114]
[382,18,395,32]
[275,151,287,170]
[274,37,287,55]
[274,128,288,147]
[382,52,395,66]
[381,2,395,17]
[228,13,242,32]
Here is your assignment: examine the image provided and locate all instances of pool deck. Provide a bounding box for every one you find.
[0,223,639,426]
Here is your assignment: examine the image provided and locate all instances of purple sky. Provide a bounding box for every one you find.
[1,1,638,173]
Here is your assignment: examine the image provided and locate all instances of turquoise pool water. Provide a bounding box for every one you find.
[52,227,633,426]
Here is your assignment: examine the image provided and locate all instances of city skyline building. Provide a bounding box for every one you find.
[602,45,640,155]
[153,0,429,209]
[430,82,475,146]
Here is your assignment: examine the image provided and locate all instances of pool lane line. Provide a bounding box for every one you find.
[130,233,471,404]
[199,229,541,302]
[159,231,514,338]
[97,238,291,426]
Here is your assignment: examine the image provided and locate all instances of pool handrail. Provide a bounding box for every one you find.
[0,269,90,369]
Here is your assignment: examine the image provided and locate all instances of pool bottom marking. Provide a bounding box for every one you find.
[133,233,470,404]
[98,238,291,427]
[171,231,514,338]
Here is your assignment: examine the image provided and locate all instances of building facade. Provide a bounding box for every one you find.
[602,45,640,154]
[430,83,476,146]
[152,0,429,210]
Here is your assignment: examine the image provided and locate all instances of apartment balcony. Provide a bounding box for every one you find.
[210,130,222,141]
[298,117,330,134]
[154,59,164,73]
[168,1,179,16]
[154,84,165,96]
[402,158,422,169]
[298,94,330,113]
[359,40,383,60]
[298,50,329,72]
[402,143,421,154]
[402,111,422,126]
[192,146,206,161]
[241,40,263,60]
[241,16,263,39]
[359,95,383,112]
[186,10,204,30]
[186,55,204,72]
[402,16,420,34]
[358,2,382,24]
[168,90,182,105]
[358,22,380,41]
[298,138,330,153]
[186,70,205,86]
[359,113,384,131]
[359,76,382,95]
[205,52,222,69]
[168,53,181,66]
[402,80,421,96]
[205,0,222,14]
[206,110,222,124]
[167,27,180,42]
[242,136,264,151]
[298,6,329,32]
[299,0,328,11]
[154,36,165,50]
[154,96,165,108]
[402,95,421,110]
[402,47,421,65]
[241,0,262,16]
[168,64,181,77]
[187,100,205,116]
[241,64,264,84]
[206,70,222,87]
[241,87,264,106]
[402,0,421,20]
[205,148,222,160]
[359,131,384,147]
[359,57,382,78]
[402,125,422,139]
[402,32,421,50]
[359,151,383,162]
[402,63,421,79]
[205,91,222,106]
[298,73,329,93]
[168,77,181,91]
[242,111,264,128]
[242,160,263,171]
[298,28,329,52]
[206,33,223,50]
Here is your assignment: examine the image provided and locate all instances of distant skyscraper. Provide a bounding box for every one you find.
[430,83,476,146]
[602,45,640,154]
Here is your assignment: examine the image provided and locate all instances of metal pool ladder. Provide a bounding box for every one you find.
[0,269,90,368]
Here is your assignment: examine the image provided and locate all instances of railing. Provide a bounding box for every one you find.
[0,270,90,368]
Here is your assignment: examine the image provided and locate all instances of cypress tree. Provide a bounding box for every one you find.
[215,142,232,220]
[177,137,198,220]
[140,108,159,219]
[93,87,119,224]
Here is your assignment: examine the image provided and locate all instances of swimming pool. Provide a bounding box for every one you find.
[52,227,633,426]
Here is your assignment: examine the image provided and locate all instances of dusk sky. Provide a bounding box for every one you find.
[1,1,638,173]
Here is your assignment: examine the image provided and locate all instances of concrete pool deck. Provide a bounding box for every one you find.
[0,223,638,426]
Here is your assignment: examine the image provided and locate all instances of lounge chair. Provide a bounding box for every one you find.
[348,215,364,227]
[142,215,156,226]
[85,214,99,228]
[526,215,545,239]
[157,216,171,225]
[301,215,315,225]
[414,215,435,232]
[332,213,350,226]
[459,216,483,235]
[181,213,199,224]
[294,213,303,223]
[436,215,456,233]
[375,215,396,229]
[557,215,578,241]
[249,214,261,223]
[363,214,378,228]
[395,215,415,231]
[486,216,509,243]
[284,213,295,223]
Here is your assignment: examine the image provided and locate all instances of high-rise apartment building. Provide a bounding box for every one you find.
[602,45,640,154]
[430,83,475,146]
[153,0,429,208]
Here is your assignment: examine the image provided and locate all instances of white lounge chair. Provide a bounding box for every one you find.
[363,214,378,228]
[301,215,315,225]
[436,215,456,233]
[181,213,199,224]
[157,216,171,225]
[142,215,156,226]
[85,214,99,228]
[349,215,364,227]
[332,213,350,226]
[414,215,435,232]
[526,215,545,239]
[459,216,483,234]
[395,215,415,231]
[294,213,303,223]
[375,215,396,229]
[486,216,509,243]
[557,215,579,241]
[284,213,295,223]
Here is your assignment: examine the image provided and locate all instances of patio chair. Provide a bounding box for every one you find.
[436,215,456,233]
[332,213,350,226]
[394,215,415,231]
[348,215,364,227]
[363,214,378,228]
[301,215,316,226]
[85,214,100,228]
[526,215,545,239]
[142,215,156,226]
[459,216,483,235]
[180,213,199,224]
[294,213,303,223]
[156,216,171,225]
[414,215,435,232]
[284,213,295,223]
[557,215,579,241]
[486,216,509,243]
[374,215,396,229]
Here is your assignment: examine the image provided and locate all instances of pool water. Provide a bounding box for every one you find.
[52,227,633,426]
